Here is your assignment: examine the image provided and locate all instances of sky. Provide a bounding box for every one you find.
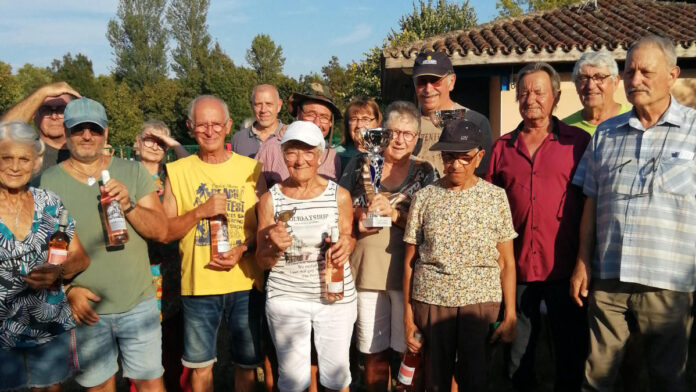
[0,0,498,79]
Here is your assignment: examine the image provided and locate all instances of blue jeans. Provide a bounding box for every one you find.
[0,331,72,390]
[182,289,263,368]
[74,296,163,387]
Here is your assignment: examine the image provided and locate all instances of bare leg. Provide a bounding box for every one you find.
[365,351,390,392]
[191,365,214,392]
[235,366,256,392]
[132,377,166,392]
[86,375,116,392]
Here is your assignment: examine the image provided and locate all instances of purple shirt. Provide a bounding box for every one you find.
[486,117,590,282]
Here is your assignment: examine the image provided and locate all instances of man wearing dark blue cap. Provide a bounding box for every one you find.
[411,50,493,178]
[39,97,168,392]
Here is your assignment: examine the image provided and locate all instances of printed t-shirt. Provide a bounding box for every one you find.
[166,153,263,296]
[40,158,156,315]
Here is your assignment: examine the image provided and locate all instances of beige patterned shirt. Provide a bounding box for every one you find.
[404,179,517,307]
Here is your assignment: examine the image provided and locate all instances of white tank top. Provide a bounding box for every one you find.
[266,181,356,303]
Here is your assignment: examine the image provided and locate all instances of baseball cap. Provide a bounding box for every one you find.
[63,97,108,131]
[412,50,453,78]
[280,121,325,147]
[287,82,342,119]
[429,119,483,152]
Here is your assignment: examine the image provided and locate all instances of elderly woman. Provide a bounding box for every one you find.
[0,121,89,391]
[563,51,631,135]
[256,121,356,392]
[338,101,437,391]
[335,97,382,169]
[402,119,517,391]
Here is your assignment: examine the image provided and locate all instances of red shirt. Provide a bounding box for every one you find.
[485,118,590,282]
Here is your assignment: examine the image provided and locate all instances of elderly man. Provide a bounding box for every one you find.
[571,35,696,391]
[162,95,266,392]
[231,84,285,158]
[1,81,81,173]
[39,97,167,392]
[486,62,590,391]
[563,52,632,135]
[256,82,342,187]
[411,50,492,177]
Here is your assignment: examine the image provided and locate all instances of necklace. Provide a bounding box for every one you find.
[68,156,104,186]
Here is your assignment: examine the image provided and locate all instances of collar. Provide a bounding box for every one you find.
[625,96,682,131]
[506,116,561,147]
[250,121,283,138]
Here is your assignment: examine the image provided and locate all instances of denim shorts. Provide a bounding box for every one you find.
[181,289,263,368]
[73,296,163,387]
[0,331,72,390]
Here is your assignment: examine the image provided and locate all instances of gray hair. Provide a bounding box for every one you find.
[627,35,677,68]
[250,84,280,104]
[515,62,561,101]
[140,119,171,137]
[0,121,45,169]
[187,95,230,122]
[383,101,421,132]
[572,51,619,83]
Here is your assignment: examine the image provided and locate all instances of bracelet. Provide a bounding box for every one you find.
[64,285,76,297]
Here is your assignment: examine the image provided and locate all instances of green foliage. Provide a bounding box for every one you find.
[496,0,524,18]
[276,74,300,125]
[50,53,99,98]
[496,0,578,18]
[16,64,53,96]
[95,75,143,146]
[167,0,211,85]
[107,0,168,89]
[348,47,383,104]
[0,62,22,115]
[387,0,477,47]
[322,56,355,110]
[245,34,286,85]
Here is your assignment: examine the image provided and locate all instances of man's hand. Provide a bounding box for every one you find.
[102,178,132,211]
[67,286,101,326]
[208,244,247,270]
[24,263,61,290]
[195,193,227,220]
[570,260,591,307]
[490,317,516,344]
[40,81,81,100]
[269,221,292,253]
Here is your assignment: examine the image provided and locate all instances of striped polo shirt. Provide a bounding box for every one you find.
[572,97,696,292]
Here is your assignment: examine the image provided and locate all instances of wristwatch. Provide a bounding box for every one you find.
[124,199,136,215]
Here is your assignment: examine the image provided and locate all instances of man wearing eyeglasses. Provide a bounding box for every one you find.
[162,95,267,392]
[563,52,632,136]
[411,50,492,177]
[486,62,590,392]
[571,36,696,392]
[231,84,285,159]
[256,82,342,187]
[1,81,81,174]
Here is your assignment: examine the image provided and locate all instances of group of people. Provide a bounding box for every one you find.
[0,33,694,392]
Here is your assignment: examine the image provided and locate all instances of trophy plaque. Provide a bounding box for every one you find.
[429,108,469,129]
[356,128,392,228]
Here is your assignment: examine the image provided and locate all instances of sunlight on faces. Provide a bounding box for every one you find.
[384,115,419,161]
[441,149,483,185]
[139,128,167,163]
[348,107,380,146]
[35,95,70,140]
[624,44,680,109]
[0,140,39,190]
[298,102,333,137]
[189,98,231,153]
[252,86,282,128]
[66,123,106,163]
[575,65,620,110]
[282,141,321,183]
[414,73,455,113]
[517,71,559,122]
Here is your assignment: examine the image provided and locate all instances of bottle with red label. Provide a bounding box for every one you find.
[325,227,343,301]
[100,170,129,246]
[396,331,423,390]
[47,209,70,266]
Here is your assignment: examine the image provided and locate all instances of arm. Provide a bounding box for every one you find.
[103,177,168,242]
[570,197,596,306]
[402,243,422,353]
[326,186,355,266]
[161,176,226,242]
[0,82,80,122]
[491,239,517,343]
[255,192,292,270]
[62,233,89,279]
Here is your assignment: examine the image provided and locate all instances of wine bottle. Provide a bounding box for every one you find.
[100,170,129,245]
[396,332,423,389]
[47,209,70,265]
[210,214,230,259]
[326,227,343,301]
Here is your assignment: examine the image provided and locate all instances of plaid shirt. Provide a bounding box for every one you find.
[572,97,696,292]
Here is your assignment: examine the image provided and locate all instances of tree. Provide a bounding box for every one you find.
[0,62,22,115]
[95,75,144,146]
[16,64,53,96]
[167,0,212,86]
[321,56,355,110]
[245,34,286,85]
[107,0,168,89]
[51,53,99,98]
[496,0,577,18]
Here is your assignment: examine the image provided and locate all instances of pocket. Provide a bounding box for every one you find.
[657,157,696,196]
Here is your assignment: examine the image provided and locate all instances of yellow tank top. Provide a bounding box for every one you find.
[167,153,262,295]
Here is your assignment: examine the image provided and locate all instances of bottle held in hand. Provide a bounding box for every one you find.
[210,214,230,260]
[47,209,70,265]
[100,170,129,246]
[326,227,343,301]
[397,331,423,389]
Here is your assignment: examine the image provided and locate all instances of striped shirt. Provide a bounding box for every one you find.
[266,181,356,303]
[572,97,696,292]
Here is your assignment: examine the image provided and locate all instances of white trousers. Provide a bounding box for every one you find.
[356,289,406,354]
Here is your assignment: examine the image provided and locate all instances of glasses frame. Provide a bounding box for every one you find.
[388,129,419,143]
[576,74,612,85]
[441,149,480,166]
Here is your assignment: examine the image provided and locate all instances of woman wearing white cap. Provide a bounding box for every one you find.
[256,121,357,392]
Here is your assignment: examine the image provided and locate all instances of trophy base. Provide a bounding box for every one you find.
[362,216,392,228]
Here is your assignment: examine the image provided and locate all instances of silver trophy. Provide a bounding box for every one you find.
[274,207,297,266]
[356,128,392,228]
[429,108,469,129]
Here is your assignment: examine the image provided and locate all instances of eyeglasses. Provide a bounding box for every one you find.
[441,150,479,166]
[141,138,166,150]
[283,150,318,161]
[576,74,612,85]
[38,105,66,118]
[193,121,226,133]
[301,110,332,125]
[349,116,375,125]
[389,129,418,142]
[69,124,105,136]
[414,74,449,88]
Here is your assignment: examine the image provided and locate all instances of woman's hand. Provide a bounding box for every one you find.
[269,221,292,253]
[326,234,351,267]
[367,194,393,219]
[67,286,101,326]
[404,317,423,353]
[24,263,61,290]
[490,316,516,344]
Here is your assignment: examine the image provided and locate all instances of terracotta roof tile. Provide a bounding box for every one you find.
[384,0,696,65]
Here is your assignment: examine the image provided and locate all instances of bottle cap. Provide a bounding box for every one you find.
[330,227,339,243]
[101,170,111,183]
[58,210,69,226]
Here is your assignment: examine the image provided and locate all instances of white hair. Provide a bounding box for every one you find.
[0,121,45,170]
[187,95,230,122]
[572,51,619,83]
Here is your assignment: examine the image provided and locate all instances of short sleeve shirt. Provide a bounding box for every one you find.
[0,188,76,349]
[403,179,517,307]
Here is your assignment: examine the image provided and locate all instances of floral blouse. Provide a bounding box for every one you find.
[0,187,76,349]
[403,179,517,307]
